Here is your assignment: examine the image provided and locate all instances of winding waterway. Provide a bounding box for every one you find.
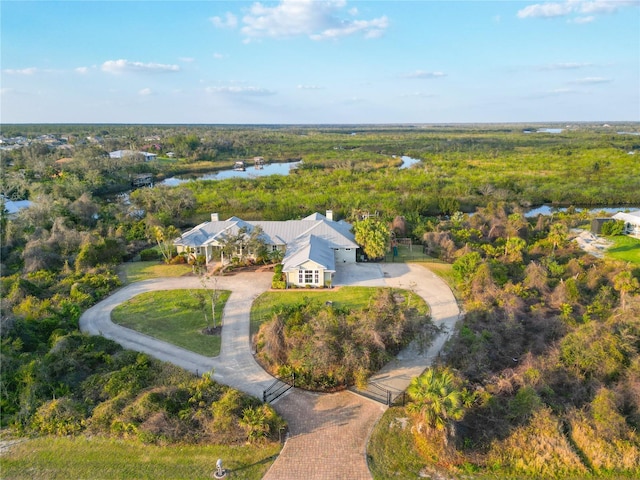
[161,160,302,186]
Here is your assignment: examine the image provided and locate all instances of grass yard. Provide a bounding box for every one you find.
[250,286,429,337]
[111,289,230,356]
[117,261,193,284]
[381,246,456,286]
[367,407,426,480]
[0,436,280,480]
[605,235,640,264]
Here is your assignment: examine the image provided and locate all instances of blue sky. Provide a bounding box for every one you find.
[1,0,639,124]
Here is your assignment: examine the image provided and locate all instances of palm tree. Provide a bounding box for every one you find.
[613,268,639,311]
[406,368,470,443]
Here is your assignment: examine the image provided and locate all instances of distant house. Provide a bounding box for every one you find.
[109,150,158,161]
[174,210,358,287]
[612,211,640,236]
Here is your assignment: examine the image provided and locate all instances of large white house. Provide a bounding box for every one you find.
[613,210,640,236]
[174,211,358,287]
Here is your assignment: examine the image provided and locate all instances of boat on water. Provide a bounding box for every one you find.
[233,161,246,171]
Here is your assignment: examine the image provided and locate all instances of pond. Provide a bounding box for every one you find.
[161,160,302,186]
[398,155,420,169]
[2,198,32,214]
[523,205,639,218]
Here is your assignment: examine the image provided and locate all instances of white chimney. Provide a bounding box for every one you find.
[211,213,219,222]
[326,210,333,221]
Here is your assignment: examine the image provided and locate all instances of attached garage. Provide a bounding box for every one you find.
[334,247,356,263]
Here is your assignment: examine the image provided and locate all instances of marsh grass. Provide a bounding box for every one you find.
[0,436,280,480]
[111,290,230,356]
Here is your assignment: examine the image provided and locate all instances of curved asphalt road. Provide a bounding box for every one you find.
[80,263,460,479]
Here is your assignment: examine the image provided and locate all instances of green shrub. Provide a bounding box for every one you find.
[568,389,640,473]
[601,219,625,236]
[30,398,87,435]
[139,248,161,261]
[488,408,587,478]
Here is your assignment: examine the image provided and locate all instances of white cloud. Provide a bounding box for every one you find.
[3,67,37,75]
[297,84,323,90]
[210,12,238,28]
[518,0,639,20]
[75,67,89,74]
[213,53,226,60]
[238,0,388,41]
[205,86,276,96]
[517,2,573,19]
[179,57,195,63]
[569,76,612,84]
[403,70,447,79]
[579,0,637,15]
[101,59,180,74]
[139,88,153,96]
[540,62,593,70]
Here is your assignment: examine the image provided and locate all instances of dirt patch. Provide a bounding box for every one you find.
[0,438,26,454]
[571,229,613,258]
[201,325,222,335]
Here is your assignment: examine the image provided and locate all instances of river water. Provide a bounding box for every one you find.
[161,160,302,186]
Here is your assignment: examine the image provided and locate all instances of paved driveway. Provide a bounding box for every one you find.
[80,262,460,479]
[263,263,460,479]
[333,262,386,287]
[79,272,278,399]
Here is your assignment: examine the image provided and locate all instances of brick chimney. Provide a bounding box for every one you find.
[326,210,333,221]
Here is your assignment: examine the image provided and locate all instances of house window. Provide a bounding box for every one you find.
[298,269,318,284]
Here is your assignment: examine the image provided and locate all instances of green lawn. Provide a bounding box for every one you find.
[117,261,193,284]
[367,407,426,480]
[111,289,230,356]
[250,286,429,337]
[0,436,280,480]
[605,235,640,264]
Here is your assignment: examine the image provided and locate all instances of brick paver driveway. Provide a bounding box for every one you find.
[81,263,459,479]
[263,263,460,479]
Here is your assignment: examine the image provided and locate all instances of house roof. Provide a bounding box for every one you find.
[175,213,357,268]
[282,234,336,272]
[613,210,640,226]
[109,150,158,159]
[176,213,357,250]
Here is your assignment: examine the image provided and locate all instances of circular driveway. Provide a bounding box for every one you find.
[80,272,277,399]
[80,262,460,479]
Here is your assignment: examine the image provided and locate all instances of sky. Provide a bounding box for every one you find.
[1,0,639,124]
